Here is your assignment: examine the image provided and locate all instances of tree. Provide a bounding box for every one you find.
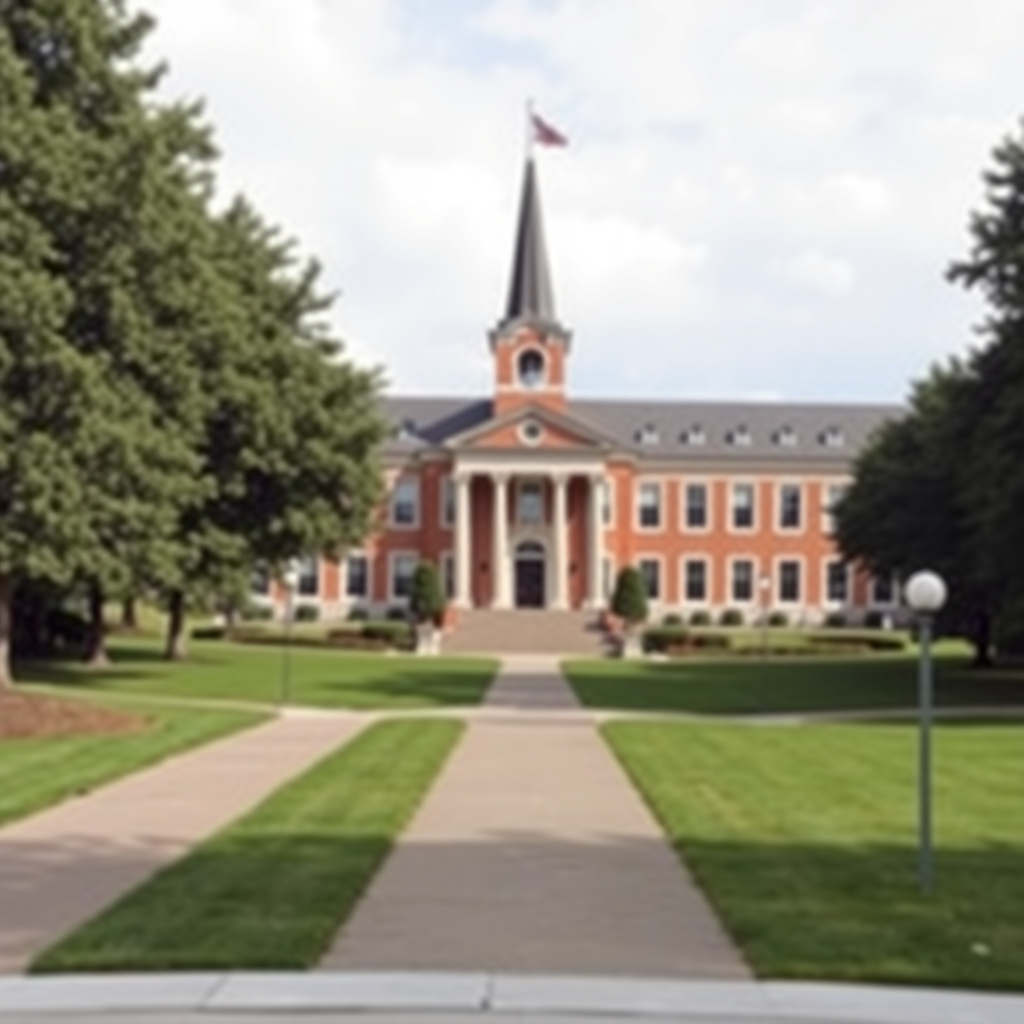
[409,562,445,626]
[611,566,649,630]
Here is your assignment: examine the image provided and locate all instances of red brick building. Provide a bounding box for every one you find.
[256,158,902,628]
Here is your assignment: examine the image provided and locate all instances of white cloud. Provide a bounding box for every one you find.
[139,0,1024,403]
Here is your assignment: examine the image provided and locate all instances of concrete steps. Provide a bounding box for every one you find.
[442,609,609,655]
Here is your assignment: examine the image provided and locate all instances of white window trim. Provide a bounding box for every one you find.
[822,557,851,607]
[636,553,665,604]
[439,477,455,529]
[601,477,616,529]
[388,550,419,603]
[680,554,711,606]
[727,555,760,607]
[727,479,758,534]
[344,551,371,600]
[635,478,665,533]
[870,572,900,608]
[774,555,805,607]
[389,476,421,530]
[774,481,805,535]
[680,478,712,534]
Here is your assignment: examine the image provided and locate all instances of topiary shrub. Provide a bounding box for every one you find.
[822,610,847,628]
[863,609,894,629]
[293,603,319,623]
[661,611,684,627]
[719,607,744,627]
[689,609,712,627]
[386,605,410,622]
[409,561,446,626]
[767,610,789,628]
[241,602,274,622]
[346,605,370,621]
[611,566,649,631]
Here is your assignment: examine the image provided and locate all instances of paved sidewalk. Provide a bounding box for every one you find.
[322,658,749,978]
[0,713,367,974]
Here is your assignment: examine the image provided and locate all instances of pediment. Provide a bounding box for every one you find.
[445,403,615,452]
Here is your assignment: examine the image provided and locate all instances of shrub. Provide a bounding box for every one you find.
[386,605,410,622]
[191,625,226,641]
[293,603,319,623]
[661,612,684,627]
[808,630,907,653]
[689,609,712,627]
[346,605,370,621]
[240,603,274,622]
[719,607,744,627]
[863,609,895,629]
[823,610,847,628]
[642,626,689,654]
[409,561,446,625]
[362,620,413,645]
[611,566,649,628]
[767,610,789,628]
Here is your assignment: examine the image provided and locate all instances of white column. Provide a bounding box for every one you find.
[492,472,511,609]
[552,473,569,610]
[587,473,604,609]
[454,472,472,609]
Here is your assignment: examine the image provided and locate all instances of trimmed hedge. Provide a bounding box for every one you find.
[642,627,731,655]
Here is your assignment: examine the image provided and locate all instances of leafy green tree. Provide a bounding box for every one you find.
[611,565,649,630]
[409,561,446,626]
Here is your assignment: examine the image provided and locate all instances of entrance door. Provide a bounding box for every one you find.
[514,541,546,608]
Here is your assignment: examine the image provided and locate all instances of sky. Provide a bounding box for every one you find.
[141,0,1024,405]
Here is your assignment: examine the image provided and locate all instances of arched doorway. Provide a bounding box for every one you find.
[514,540,546,608]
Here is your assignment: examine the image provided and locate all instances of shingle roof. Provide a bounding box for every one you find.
[380,394,902,463]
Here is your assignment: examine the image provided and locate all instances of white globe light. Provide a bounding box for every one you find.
[904,571,947,613]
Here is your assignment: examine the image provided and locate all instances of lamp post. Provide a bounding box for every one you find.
[904,569,947,894]
[758,574,771,713]
[279,560,301,708]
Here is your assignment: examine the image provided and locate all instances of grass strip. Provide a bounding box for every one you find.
[564,655,1024,715]
[34,719,462,972]
[604,719,1024,989]
[20,638,498,710]
[0,700,265,827]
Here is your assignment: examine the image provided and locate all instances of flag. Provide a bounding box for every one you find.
[530,111,568,147]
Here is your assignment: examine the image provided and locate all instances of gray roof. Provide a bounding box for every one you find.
[380,394,903,464]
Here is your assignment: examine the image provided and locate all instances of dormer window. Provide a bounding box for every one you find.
[682,425,706,446]
[820,425,845,448]
[637,423,659,445]
[517,349,546,388]
[774,425,797,447]
[728,425,752,447]
[397,417,418,441]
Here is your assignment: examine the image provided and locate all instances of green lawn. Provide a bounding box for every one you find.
[35,719,461,972]
[0,699,265,827]
[18,637,498,710]
[564,655,1024,715]
[606,719,1024,988]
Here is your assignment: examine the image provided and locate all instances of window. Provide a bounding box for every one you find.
[871,573,898,606]
[728,425,752,447]
[440,478,455,527]
[731,482,755,530]
[820,425,845,448]
[681,424,706,446]
[600,479,615,527]
[778,483,802,530]
[346,554,369,599]
[775,425,797,447]
[518,349,545,388]
[778,560,801,603]
[825,559,849,604]
[684,482,708,530]
[731,559,755,602]
[390,553,418,600]
[602,557,614,600]
[822,482,848,534]
[684,559,707,602]
[296,556,318,597]
[441,553,455,600]
[638,558,661,600]
[637,481,662,529]
[637,423,659,445]
[390,477,420,527]
[518,480,544,524]
[250,565,271,596]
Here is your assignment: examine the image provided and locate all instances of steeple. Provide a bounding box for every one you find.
[494,156,567,341]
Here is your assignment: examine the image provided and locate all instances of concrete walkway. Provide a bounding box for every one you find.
[322,657,749,978]
[0,713,367,974]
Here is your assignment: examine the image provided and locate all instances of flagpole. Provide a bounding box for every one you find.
[525,97,534,160]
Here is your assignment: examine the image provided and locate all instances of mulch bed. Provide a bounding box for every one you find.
[0,691,145,739]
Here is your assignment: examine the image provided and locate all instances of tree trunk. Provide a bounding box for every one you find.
[164,589,188,661]
[83,581,109,667]
[970,606,994,668]
[121,596,138,631]
[0,576,13,690]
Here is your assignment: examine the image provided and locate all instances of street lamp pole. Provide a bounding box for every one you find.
[279,560,301,709]
[904,570,947,895]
